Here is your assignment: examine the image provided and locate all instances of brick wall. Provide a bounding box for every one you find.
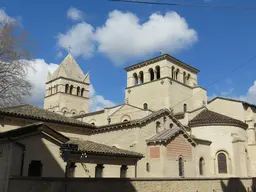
[150,147,160,159]
[8,177,256,192]
[167,134,192,160]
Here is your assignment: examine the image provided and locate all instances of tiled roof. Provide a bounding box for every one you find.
[146,127,180,143]
[94,109,171,133]
[0,104,94,128]
[67,138,143,158]
[189,109,248,129]
[0,122,69,143]
[146,126,196,146]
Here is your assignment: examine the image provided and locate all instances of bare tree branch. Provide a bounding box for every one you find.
[0,24,33,107]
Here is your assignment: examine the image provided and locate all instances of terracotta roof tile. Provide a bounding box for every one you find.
[189,109,248,129]
[67,138,143,158]
[0,104,94,128]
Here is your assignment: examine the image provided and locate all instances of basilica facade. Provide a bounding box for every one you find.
[1,53,256,191]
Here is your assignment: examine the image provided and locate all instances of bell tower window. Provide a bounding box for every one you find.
[65,84,69,93]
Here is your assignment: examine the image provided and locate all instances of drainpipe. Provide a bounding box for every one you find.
[8,138,25,176]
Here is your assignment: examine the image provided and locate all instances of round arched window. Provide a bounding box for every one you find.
[143,103,148,110]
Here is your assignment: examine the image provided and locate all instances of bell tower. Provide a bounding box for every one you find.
[44,53,90,116]
[124,54,206,113]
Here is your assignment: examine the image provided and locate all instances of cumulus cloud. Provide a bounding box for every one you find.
[57,10,197,64]
[23,59,59,107]
[237,81,256,105]
[67,7,84,21]
[0,8,16,24]
[89,85,115,112]
[95,10,197,64]
[57,22,95,58]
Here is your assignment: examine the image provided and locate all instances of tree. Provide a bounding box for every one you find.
[0,24,33,107]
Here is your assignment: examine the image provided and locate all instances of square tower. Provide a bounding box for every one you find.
[44,54,90,116]
[124,54,207,113]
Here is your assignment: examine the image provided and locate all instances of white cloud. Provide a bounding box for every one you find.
[95,10,198,64]
[23,59,59,107]
[0,8,16,24]
[236,81,256,105]
[67,7,84,21]
[57,10,198,64]
[57,22,95,58]
[89,85,115,112]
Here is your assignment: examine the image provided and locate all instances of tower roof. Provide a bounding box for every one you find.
[124,54,200,74]
[47,53,88,83]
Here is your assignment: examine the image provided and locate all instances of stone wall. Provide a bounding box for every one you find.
[8,177,256,192]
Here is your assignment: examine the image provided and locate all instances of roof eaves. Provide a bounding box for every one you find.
[124,54,200,74]
[0,110,95,129]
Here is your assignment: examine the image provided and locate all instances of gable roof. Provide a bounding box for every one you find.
[208,96,256,109]
[124,54,199,74]
[146,126,196,146]
[0,104,95,129]
[93,108,172,133]
[189,109,248,129]
[66,138,143,158]
[47,53,88,83]
[0,122,69,143]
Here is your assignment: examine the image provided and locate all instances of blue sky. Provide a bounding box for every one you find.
[1,0,256,110]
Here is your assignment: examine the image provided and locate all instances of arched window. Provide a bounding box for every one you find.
[178,156,184,177]
[143,103,148,110]
[65,84,69,93]
[149,68,154,81]
[183,104,187,113]
[187,74,190,85]
[172,66,175,79]
[183,72,186,84]
[95,164,104,178]
[199,157,204,175]
[120,165,128,178]
[133,73,138,85]
[156,121,161,133]
[77,86,80,96]
[146,162,150,172]
[81,88,84,97]
[108,118,111,124]
[123,119,128,122]
[70,85,73,94]
[139,71,144,84]
[63,111,67,116]
[217,152,227,173]
[91,122,95,125]
[175,69,179,80]
[156,66,160,79]
[28,160,42,177]
[170,123,173,129]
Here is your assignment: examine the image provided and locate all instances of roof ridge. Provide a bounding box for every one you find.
[0,104,29,110]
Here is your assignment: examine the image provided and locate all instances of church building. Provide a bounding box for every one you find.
[1,53,256,191]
